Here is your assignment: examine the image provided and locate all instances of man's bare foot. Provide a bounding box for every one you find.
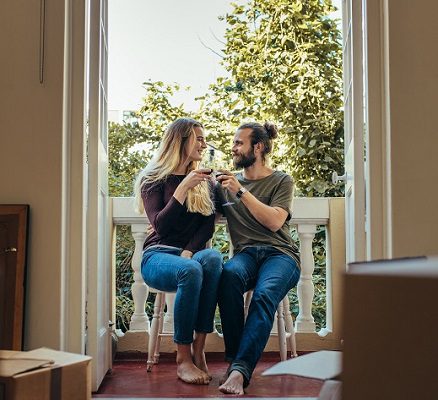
[177,361,210,385]
[219,370,245,395]
[193,352,212,380]
[219,365,231,385]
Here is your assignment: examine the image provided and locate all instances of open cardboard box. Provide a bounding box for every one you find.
[342,256,438,400]
[0,347,91,400]
[263,350,342,400]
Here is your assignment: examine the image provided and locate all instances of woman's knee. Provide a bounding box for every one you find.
[177,260,203,285]
[201,249,223,273]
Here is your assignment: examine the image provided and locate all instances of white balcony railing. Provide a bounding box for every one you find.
[111,197,345,352]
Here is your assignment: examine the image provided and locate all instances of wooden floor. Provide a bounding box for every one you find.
[93,352,323,398]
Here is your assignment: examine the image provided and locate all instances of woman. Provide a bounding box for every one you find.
[134,118,222,385]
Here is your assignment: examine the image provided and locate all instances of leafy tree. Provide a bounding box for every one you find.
[109,81,192,198]
[198,0,344,197]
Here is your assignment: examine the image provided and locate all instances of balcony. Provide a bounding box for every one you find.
[110,196,345,354]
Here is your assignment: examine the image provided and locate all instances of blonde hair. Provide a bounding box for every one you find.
[134,118,214,216]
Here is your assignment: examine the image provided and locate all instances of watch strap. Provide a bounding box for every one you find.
[236,187,248,199]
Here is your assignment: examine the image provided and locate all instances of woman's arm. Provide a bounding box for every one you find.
[142,183,186,236]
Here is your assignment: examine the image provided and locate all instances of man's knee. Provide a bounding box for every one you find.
[221,261,243,283]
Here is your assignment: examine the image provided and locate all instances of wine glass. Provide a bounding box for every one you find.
[202,149,235,207]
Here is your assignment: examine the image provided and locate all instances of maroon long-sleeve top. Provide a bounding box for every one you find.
[141,175,215,253]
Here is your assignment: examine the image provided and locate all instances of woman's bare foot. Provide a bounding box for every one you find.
[192,332,212,380]
[193,351,211,379]
[218,370,245,395]
[177,361,210,385]
[177,343,209,385]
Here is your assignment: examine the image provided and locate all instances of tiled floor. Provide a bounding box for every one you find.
[93,352,323,398]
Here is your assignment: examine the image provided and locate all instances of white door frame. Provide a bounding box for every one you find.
[61,0,88,354]
[363,0,392,260]
[86,0,112,390]
[61,0,111,390]
[341,0,366,263]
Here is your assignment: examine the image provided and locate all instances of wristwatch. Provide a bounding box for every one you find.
[236,187,248,199]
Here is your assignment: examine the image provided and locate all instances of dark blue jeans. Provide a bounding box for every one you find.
[141,246,223,344]
[218,246,300,385]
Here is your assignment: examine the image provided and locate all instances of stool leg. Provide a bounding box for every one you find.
[153,293,166,364]
[147,292,163,372]
[283,296,298,358]
[277,300,288,361]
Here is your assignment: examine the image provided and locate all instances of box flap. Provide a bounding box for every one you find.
[348,256,438,277]
[26,348,91,367]
[0,350,20,359]
[0,358,52,378]
[262,351,342,380]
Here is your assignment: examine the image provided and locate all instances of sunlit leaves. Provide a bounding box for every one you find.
[198,0,344,197]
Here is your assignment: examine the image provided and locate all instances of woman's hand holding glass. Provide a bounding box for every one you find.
[180,168,213,190]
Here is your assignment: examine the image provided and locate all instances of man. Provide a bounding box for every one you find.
[215,122,301,395]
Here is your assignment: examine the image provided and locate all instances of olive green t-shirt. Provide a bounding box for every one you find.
[216,170,300,266]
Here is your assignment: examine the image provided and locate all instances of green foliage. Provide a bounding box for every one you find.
[198,0,344,197]
[114,225,135,331]
[108,82,194,197]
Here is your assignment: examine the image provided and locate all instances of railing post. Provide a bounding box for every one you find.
[296,223,317,332]
[129,224,149,331]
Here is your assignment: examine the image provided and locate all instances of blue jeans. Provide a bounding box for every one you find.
[141,246,223,344]
[218,246,300,385]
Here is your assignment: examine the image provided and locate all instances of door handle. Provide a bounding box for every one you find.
[332,171,347,184]
[3,247,17,253]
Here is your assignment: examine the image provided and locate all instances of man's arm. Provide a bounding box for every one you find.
[218,173,290,232]
[240,192,288,232]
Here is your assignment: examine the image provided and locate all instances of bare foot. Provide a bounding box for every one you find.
[193,351,212,380]
[177,361,210,385]
[219,370,245,395]
[219,365,231,385]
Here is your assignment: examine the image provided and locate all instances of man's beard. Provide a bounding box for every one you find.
[234,150,256,169]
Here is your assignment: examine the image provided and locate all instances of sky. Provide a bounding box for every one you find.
[108,0,342,113]
[108,0,231,112]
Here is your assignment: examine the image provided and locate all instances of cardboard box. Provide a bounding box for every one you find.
[342,256,438,400]
[0,347,91,400]
[263,350,342,400]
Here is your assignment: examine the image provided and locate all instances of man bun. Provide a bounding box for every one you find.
[264,122,278,139]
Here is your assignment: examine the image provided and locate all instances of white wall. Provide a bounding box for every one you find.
[0,1,67,349]
[387,0,438,257]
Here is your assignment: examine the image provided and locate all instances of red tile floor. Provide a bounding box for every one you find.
[93,352,323,398]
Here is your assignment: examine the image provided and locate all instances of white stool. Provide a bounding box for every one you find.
[146,288,170,372]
